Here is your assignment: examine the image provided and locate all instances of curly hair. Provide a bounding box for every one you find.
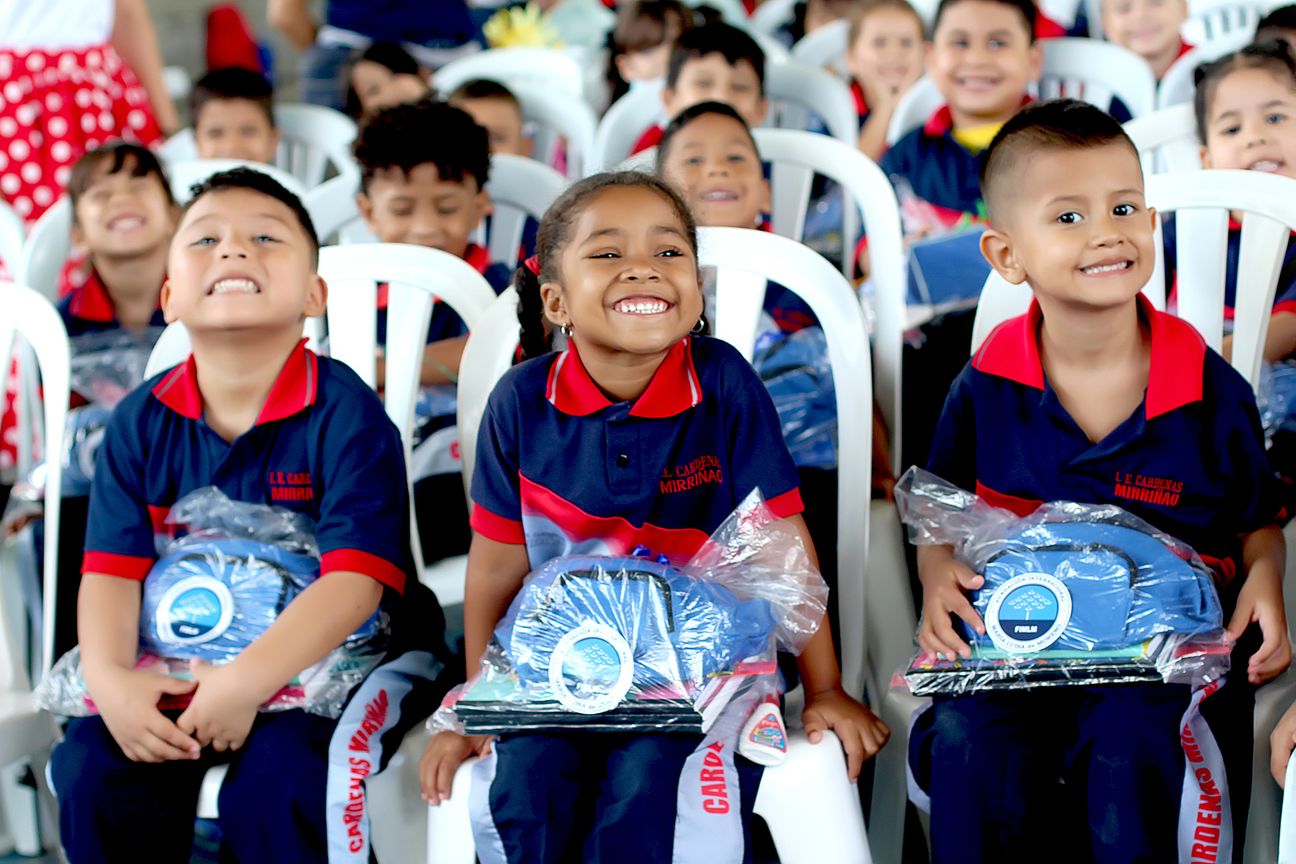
[352,99,490,194]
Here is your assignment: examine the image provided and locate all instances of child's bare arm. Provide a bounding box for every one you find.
[917,544,985,660]
[1227,524,1290,685]
[80,573,200,762]
[421,336,470,386]
[1271,700,1296,785]
[1264,312,1296,362]
[176,570,382,750]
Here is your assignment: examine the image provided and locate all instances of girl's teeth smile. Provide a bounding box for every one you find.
[211,278,259,295]
[614,298,669,314]
[1081,261,1132,275]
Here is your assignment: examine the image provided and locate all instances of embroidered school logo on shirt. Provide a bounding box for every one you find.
[1112,471,1183,508]
[267,470,314,502]
[660,454,723,495]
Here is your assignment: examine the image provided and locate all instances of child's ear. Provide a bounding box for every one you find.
[270,126,282,152]
[615,53,635,83]
[753,96,769,127]
[980,227,1027,284]
[356,192,375,227]
[1199,145,1213,169]
[476,187,494,220]
[70,219,84,249]
[160,278,179,324]
[661,87,677,116]
[755,178,772,224]
[539,280,568,328]
[1026,41,1044,82]
[303,275,327,318]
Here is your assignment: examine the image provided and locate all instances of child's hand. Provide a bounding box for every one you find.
[918,551,985,660]
[802,687,890,782]
[420,731,493,805]
[91,665,200,763]
[175,661,262,752]
[1226,565,1292,685]
[1271,701,1296,786]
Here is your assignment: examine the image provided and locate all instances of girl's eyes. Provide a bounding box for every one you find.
[658,248,684,257]
[254,234,280,243]
[988,38,1006,49]
[1056,211,1082,224]
[1219,124,1241,136]
[1268,112,1287,125]
[684,156,705,166]
[190,236,217,246]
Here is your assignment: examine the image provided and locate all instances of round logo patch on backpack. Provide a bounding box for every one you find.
[548,622,635,714]
[984,572,1073,653]
[154,575,236,645]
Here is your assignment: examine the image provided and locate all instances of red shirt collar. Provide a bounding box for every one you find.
[972,294,1205,420]
[545,337,703,418]
[923,96,1033,138]
[62,262,118,323]
[851,80,868,117]
[377,243,491,309]
[152,339,320,425]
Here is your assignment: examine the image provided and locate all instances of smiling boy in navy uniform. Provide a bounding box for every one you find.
[913,100,1289,861]
[49,168,451,864]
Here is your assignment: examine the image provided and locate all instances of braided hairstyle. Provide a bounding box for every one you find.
[515,171,699,360]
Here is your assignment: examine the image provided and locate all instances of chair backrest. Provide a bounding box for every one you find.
[317,244,501,575]
[790,18,849,77]
[18,198,72,302]
[164,158,308,203]
[158,103,360,190]
[885,76,943,145]
[457,287,523,500]
[1281,751,1296,861]
[0,198,23,279]
[590,80,668,174]
[1124,103,1202,175]
[1158,30,1253,109]
[1182,0,1261,45]
[750,0,799,33]
[482,154,569,266]
[970,170,1296,390]
[508,82,599,180]
[749,128,906,471]
[0,283,69,678]
[766,60,859,144]
[1038,37,1158,119]
[434,47,586,98]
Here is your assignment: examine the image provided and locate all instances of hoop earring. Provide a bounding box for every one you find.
[560,322,573,338]
[691,318,705,334]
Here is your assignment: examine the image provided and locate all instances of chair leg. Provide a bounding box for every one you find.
[1246,669,1296,864]
[869,694,923,864]
[426,758,477,864]
[367,728,432,864]
[0,761,40,856]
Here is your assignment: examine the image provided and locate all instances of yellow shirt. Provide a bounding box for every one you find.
[952,122,1003,154]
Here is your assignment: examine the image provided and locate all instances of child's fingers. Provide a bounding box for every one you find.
[952,565,985,592]
[155,674,199,696]
[931,614,972,660]
[802,708,827,744]
[838,724,865,782]
[1225,600,1256,643]
[141,729,195,762]
[949,593,985,637]
[1250,634,1292,683]
[150,714,200,757]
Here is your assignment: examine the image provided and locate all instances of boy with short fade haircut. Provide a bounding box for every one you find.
[630,21,768,155]
[912,99,1289,861]
[49,168,452,863]
[879,0,1041,229]
[447,79,532,158]
[191,66,280,164]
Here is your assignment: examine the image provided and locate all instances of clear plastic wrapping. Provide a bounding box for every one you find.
[36,487,388,718]
[1258,359,1296,445]
[431,489,827,735]
[752,326,838,470]
[895,468,1230,695]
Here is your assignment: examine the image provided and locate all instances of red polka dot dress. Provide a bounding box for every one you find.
[0,0,163,225]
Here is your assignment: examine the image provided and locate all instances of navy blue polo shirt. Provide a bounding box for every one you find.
[928,296,1284,580]
[375,243,512,346]
[56,265,166,339]
[1163,216,1296,331]
[880,105,1006,228]
[326,0,475,47]
[83,341,414,593]
[470,335,804,566]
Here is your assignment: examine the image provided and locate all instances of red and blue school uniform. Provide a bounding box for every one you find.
[55,263,167,338]
[49,341,453,864]
[468,334,802,863]
[914,297,1284,862]
[878,104,995,229]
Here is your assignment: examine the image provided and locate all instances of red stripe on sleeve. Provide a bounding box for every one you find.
[766,488,805,519]
[321,549,407,594]
[974,482,1042,517]
[1273,301,1296,317]
[469,505,526,544]
[81,552,155,581]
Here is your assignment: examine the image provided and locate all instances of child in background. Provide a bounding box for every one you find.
[48,167,451,863]
[190,66,280,164]
[880,0,1040,229]
[344,41,431,119]
[606,0,694,104]
[420,171,888,862]
[352,100,510,564]
[1101,0,1190,80]
[447,79,532,158]
[631,22,769,155]
[1257,5,1296,48]
[915,99,1288,861]
[846,0,926,160]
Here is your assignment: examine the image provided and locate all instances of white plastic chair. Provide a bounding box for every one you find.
[751,0,800,33]
[0,282,68,855]
[1038,37,1158,119]
[791,18,849,76]
[503,82,598,181]
[0,199,24,280]
[767,60,859,145]
[968,169,1296,864]
[17,199,73,304]
[1281,750,1296,863]
[434,47,586,98]
[162,65,191,102]
[478,154,568,269]
[885,76,943,146]
[589,80,670,175]
[164,159,308,203]
[1158,30,1253,109]
[1123,103,1203,175]
[1182,0,1261,45]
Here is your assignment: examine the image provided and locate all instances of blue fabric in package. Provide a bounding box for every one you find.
[963,521,1221,652]
[495,555,777,701]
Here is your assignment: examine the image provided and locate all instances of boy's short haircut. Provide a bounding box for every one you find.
[979,98,1137,223]
[1193,41,1296,143]
[446,78,521,110]
[656,100,759,169]
[352,100,491,195]
[67,142,175,220]
[666,22,766,94]
[184,167,320,264]
[933,0,1036,41]
[848,0,926,44]
[190,67,276,127]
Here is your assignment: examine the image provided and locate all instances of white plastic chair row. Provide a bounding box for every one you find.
[791,18,849,76]
[1158,29,1253,110]
[968,168,1296,864]
[434,47,587,99]
[1124,102,1202,175]
[1182,0,1262,45]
